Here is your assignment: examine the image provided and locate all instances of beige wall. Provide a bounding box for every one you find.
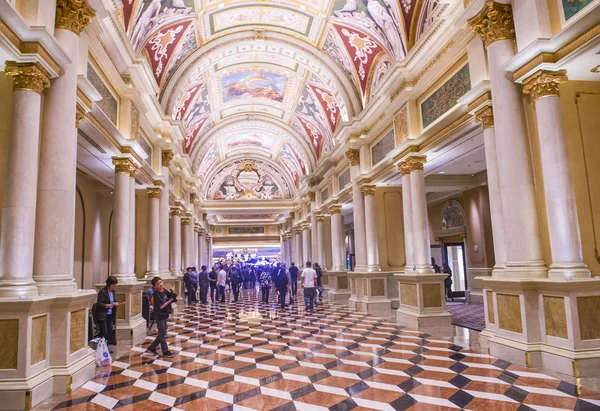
[427,186,495,270]
[374,187,406,271]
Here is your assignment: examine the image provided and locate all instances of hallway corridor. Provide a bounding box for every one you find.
[50,288,600,411]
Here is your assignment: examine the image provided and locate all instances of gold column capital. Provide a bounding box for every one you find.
[301,223,310,231]
[345,149,360,166]
[316,215,326,223]
[170,207,182,217]
[474,106,495,129]
[4,62,50,94]
[181,217,191,225]
[129,163,139,178]
[397,161,411,176]
[147,187,161,199]
[329,204,343,214]
[112,157,136,174]
[308,192,316,202]
[190,193,198,203]
[162,149,174,167]
[522,70,568,100]
[468,1,515,48]
[76,104,86,127]
[361,185,376,196]
[405,156,427,172]
[55,0,96,35]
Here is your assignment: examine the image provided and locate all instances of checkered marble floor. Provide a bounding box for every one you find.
[53,287,600,411]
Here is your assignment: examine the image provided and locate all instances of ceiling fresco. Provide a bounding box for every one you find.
[119,0,441,196]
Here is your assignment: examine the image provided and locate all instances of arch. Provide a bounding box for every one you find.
[441,200,466,230]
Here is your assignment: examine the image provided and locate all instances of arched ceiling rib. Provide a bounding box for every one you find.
[120,0,441,191]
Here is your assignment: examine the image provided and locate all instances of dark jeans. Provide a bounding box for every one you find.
[290,278,297,296]
[148,318,169,353]
[98,316,115,345]
[199,284,209,304]
[209,283,217,302]
[277,286,287,308]
[218,285,226,302]
[445,282,453,299]
[304,287,316,311]
[186,284,197,303]
[231,281,241,301]
[261,285,270,302]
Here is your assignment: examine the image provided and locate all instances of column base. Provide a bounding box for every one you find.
[347,272,393,317]
[502,260,547,278]
[394,273,452,333]
[367,265,381,272]
[325,271,351,304]
[548,263,591,280]
[32,277,78,296]
[483,276,600,377]
[0,282,38,299]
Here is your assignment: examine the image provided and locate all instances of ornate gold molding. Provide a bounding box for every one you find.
[190,193,198,203]
[55,0,96,35]
[75,104,86,127]
[474,106,495,129]
[361,185,376,196]
[112,157,135,174]
[397,161,411,176]
[301,224,310,231]
[592,65,600,74]
[522,70,567,100]
[162,149,174,167]
[308,192,316,202]
[4,61,50,94]
[129,163,138,178]
[181,217,191,225]
[147,188,161,199]
[170,207,182,217]
[316,215,326,222]
[345,149,360,166]
[329,204,343,214]
[405,156,427,172]
[468,1,515,48]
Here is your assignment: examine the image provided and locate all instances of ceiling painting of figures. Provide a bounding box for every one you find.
[117,0,443,192]
[206,160,293,200]
[222,71,288,103]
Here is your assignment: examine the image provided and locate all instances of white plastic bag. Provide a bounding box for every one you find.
[285,291,291,306]
[96,338,112,367]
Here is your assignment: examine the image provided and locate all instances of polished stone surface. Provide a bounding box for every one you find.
[37,287,600,410]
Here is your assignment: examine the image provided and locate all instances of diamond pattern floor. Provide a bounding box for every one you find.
[52,287,600,411]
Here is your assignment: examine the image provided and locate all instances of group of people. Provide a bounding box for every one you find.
[258,261,323,312]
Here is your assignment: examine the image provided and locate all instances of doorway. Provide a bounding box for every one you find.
[444,242,467,297]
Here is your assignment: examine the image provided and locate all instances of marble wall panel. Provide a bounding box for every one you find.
[401,283,418,307]
[497,294,523,334]
[577,296,600,341]
[131,292,142,317]
[0,319,19,369]
[422,283,442,308]
[31,315,47,365]
[543,296,568,339]
[371,279,385,297]
[337,276,348,290]
[70,309,86,354]
[486,290,495,324]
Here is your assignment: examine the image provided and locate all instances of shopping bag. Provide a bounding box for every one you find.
[96,338,112,367]
[285,292,291,305]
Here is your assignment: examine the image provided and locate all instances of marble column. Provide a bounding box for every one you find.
[170,208,182,276]
[294,227,303,266]
[317,216,326,269]
[302,224,311,264]
[159,150,173,277]
[0,62,50,298]
[199,229,206,268]
[329,205,345,271]
[362,186,380,272]
[146,188,161,276]
[407,157,433,274]
[523,70,590,279]
[398,163,415,272]
[128,167,137,276]
[181,215,191,270]
[474,106,507,275]
[309,193,318,263]
[33,5,94,294]
[469,2,546,278]
[280,233,285,263]
[346,149,367,271]
[110,158,135,281]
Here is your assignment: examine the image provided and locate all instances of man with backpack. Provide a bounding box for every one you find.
[273,264,289,309]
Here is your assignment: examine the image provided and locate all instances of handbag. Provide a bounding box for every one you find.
[96,338,112,367]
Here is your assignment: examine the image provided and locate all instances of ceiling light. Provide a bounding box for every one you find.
[439,171,445,174]
[300,5,306,10]
[218,3,225,8]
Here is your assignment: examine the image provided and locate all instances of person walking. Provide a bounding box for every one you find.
[217,265,227,302]
[442,263,454,301]
[183,267,197,304]
[229,263,242,302]
[145,277,175,357]
[289,262,299,297]
[274,265,289,309]
[301,261,317,313]
[190,266,199,302]
[314,262,323,303]
[198,265,210,304]
[209,265,218,303]
[260,267,272,303]
[96,276,119,353]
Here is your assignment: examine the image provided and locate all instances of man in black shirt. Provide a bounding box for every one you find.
[145,277,175,357]
[208,265,218,303]
[289,262,299,297]
[229,264,242,302]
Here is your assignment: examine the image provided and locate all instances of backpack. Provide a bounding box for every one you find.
[230,269,241,283]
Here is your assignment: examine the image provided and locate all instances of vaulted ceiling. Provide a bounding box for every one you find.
[120,0,440,199]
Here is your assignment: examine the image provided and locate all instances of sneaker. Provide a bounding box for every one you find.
[143,349,159,357]
[162,351,174,357]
